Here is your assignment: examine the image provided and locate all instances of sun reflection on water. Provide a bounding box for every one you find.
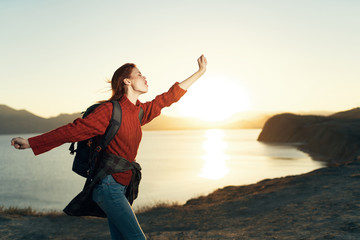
[200,129,230,180]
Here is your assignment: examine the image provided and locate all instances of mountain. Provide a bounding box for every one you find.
[0,104,338,134]
[0,104,270,134]
[329,107,360,119]
[141,112,270,130]
[0,105,81,134]
[258,108,360,164]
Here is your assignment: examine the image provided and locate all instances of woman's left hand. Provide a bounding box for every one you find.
[197,54,207,74]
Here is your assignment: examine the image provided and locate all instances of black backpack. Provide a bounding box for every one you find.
[69,100,144,178]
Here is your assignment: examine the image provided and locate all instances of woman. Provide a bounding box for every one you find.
[11,55,207,240]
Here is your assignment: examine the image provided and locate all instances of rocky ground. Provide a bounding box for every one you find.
[1,160,359,240]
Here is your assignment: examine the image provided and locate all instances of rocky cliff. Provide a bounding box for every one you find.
[258,108,360,164]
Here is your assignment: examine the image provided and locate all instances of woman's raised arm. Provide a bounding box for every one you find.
[178,55,207,90]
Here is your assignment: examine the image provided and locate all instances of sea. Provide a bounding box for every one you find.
[0,129,325,212]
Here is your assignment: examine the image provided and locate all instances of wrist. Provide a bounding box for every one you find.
[197,69,206,75]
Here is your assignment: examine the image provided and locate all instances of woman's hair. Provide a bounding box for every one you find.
[108,63,136,101]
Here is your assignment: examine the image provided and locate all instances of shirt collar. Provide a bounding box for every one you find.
[120,95,141,113]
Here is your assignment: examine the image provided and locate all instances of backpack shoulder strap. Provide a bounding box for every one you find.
[83,103,101,118]
[138,107,144,124]
[98,100,122,151]
[69,103,103,155]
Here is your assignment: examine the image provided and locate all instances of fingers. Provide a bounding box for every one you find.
[203,55,207,64]
[11,138,20,149]
[11,137,29,149]
[198,55,207,65]
[197,55,207,73]
[11,138,18,146]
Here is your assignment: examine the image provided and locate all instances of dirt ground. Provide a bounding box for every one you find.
[1,161,359,240]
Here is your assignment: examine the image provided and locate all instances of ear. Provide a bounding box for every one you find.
[123,78,131,86]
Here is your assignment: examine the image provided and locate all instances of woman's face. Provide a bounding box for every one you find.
[128,67,148,94]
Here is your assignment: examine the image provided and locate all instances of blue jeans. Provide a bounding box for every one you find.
[92,175,146,240]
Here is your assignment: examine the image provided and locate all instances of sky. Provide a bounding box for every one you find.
[1,0,360,121]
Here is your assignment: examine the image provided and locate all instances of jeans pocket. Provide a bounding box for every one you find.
[108,182,127,201]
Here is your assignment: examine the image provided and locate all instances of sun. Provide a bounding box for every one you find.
[178,75,251,122]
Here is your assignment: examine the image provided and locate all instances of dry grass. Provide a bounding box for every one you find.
[0,201,180,217]
[134,201,181,214]
[0,206,63,217]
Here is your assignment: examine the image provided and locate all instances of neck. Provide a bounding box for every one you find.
[124,91,140,105]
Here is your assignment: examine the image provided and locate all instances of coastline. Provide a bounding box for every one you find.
[1,129,322,214]
[1,160,359,239]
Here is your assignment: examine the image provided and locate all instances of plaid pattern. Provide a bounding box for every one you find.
[63,152,141,217]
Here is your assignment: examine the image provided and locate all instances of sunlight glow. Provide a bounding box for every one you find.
[200,129,229,180]
[179,75,251,122]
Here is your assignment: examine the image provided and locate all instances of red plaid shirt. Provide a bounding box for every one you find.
[29,82,186,185]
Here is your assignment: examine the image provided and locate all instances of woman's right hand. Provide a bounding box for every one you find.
[11,137,30,150]
[178,54,208,90]
[197,54,207,74]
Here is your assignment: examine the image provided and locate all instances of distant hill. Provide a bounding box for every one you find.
[0,104,271,134]
[258,108,360,164]
[329,107,360,119]
[0,104,338,134]
[141,112,270,131]
[0,104,81,134]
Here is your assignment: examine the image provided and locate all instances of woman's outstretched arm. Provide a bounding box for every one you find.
[178,54,207,90]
